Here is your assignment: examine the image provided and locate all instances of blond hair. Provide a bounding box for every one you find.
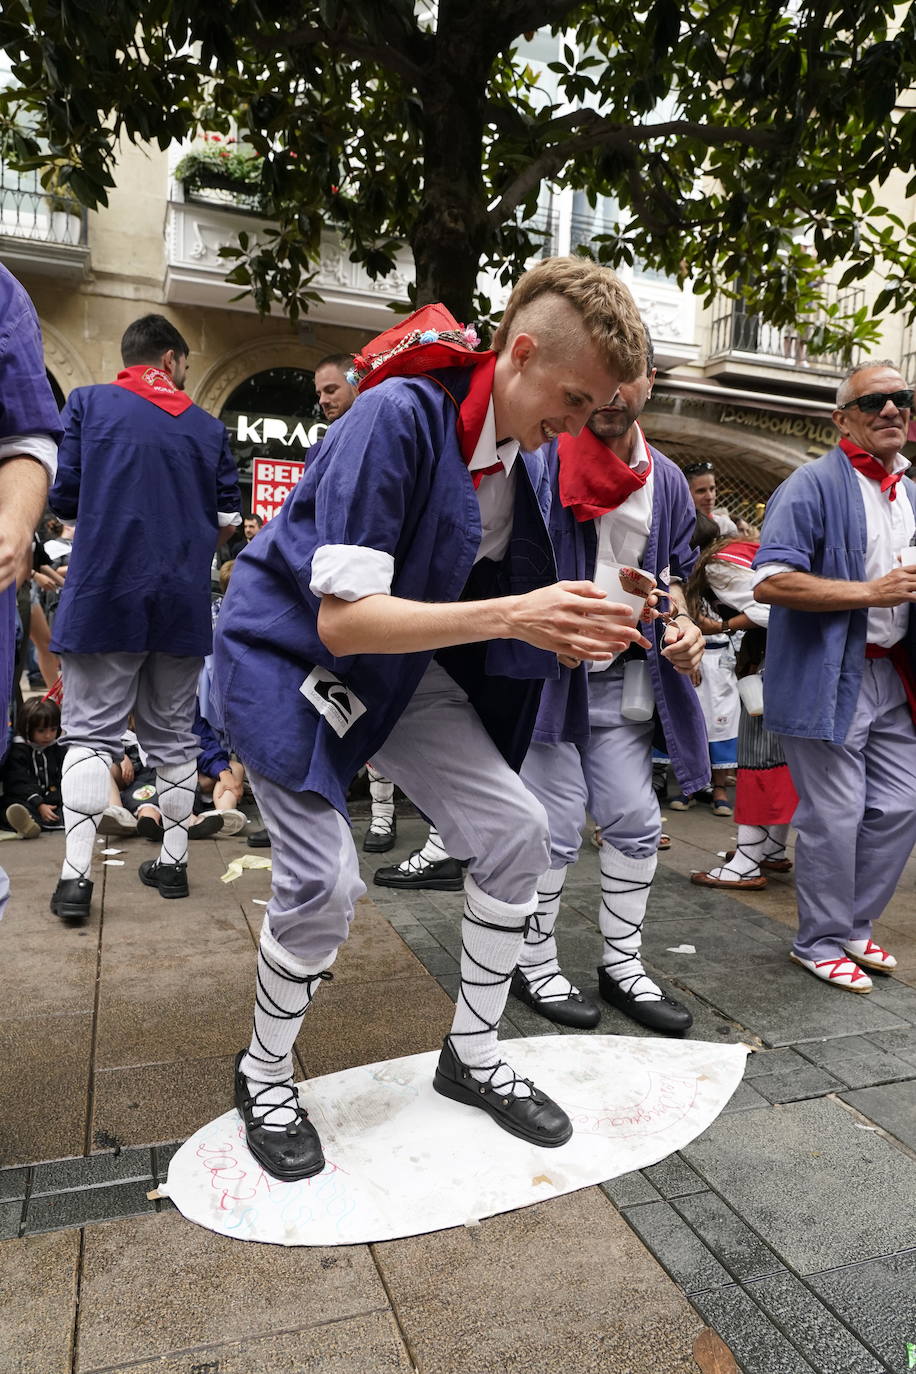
[492,257,646,382]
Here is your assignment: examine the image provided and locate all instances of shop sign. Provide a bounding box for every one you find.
[235,415,325,447]
[252,456,305,521]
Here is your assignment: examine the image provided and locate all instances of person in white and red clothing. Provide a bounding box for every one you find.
[754,360,916,993]
[48,314,241,924]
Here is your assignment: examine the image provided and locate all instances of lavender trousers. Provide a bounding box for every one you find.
[249,661,550,964]
[780,657,916,962]
[521,666,661,868]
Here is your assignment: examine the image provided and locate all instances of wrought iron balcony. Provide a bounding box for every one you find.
[709,286,864,375]
[0,163,89,278]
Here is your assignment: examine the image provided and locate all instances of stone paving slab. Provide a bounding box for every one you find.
[841,1078,916,1152]
[682,1097,916,1273]
[807,1253,916,1374]
[622,1199,732,1294]
[372,1188,707,1374]
[0,1227,79,1374]
[795,1034,916,1090]
[84,1311,415,1374]
[75,1210,392,1371]
[745,1271,886,1374]
[0,1011,93,1166]
[689,1286,819,1374]
[672,1191,784,1283]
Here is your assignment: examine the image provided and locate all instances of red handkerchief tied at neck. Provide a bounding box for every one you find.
[840,437,902,502]
[557,425,652,522]
[112,365,193,416]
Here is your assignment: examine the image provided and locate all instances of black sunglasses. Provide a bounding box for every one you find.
[683,461,714,477]
[839,389,913,413]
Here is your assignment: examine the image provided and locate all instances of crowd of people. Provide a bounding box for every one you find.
[2,252,915,1183]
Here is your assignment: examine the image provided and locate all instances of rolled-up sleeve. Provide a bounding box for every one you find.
[310,544,394,601]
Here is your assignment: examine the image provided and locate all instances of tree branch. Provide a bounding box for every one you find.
[251,22,430,86]
[489,114,786,224]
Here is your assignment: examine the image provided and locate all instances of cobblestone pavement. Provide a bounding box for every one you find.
[4,798,916,1373]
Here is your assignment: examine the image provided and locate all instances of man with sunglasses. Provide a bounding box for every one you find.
[754,361,916,993]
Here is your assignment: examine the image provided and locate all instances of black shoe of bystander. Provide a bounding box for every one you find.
[247,828,271,848]
[139,858,189,899]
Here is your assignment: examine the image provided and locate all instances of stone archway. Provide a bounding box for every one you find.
[40,320,94,398]
[193,334,340,415]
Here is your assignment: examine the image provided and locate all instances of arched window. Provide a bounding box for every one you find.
[220,366,325,519]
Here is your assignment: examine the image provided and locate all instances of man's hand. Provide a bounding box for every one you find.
[119,754,135,786]
[0,520,34,592]
[660,617,705,674]
[867,567,916,608]
[38,803,58,824]
[507,581,651,662]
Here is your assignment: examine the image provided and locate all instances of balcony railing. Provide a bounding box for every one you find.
[0,163,87,246]
[710,286,864,372]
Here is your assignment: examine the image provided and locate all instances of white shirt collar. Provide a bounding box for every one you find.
[626,423,651,476]
[467,398,520,476]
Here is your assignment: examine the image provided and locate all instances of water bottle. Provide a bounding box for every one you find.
[621,659,654,722]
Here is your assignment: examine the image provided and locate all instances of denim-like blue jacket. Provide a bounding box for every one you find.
[530,441,711,795]
[213,370,562,812]
[754,446,916,741]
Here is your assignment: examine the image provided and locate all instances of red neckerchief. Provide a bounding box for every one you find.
[715,540,760,570]
[112,365,193,416]
[557,424,651,521]
[840,436,902,502]
[419,353,499,486]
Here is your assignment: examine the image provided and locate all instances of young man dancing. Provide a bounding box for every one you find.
[212,258,648,1180]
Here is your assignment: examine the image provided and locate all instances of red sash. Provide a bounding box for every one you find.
[112,365,193,416]
[557,425,651,521]
[840,437,902,502]
[865,642,916,726]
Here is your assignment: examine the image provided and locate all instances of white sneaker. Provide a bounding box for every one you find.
[215,807,248,837]
[843,939,897,973]
[98,805,138,837]
[789,952,873,993]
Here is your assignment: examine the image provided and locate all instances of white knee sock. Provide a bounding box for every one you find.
[449,876,535,1096]
[240,921,336,1128]
[61,746,112,880]
[156,760,197,865]
[392,827,451,875]
[762,824,790,860]
[706,823,789,882]
[598,842,662,1001]
[517,866,582,1001]
[367,767,395,837]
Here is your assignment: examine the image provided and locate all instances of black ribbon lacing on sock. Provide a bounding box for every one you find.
[247,958,333,1072]
[518,878,570,999]
[157,763,198,865]
[62,749,111,879]
[449,896,534,1100]
[600,871,659,998]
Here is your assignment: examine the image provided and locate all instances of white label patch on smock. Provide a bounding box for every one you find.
[300,667,367,738]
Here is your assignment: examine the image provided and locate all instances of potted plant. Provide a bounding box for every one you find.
[174,134,263,208]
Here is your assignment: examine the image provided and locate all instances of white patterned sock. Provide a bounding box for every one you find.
[762,824,790,861]
[240,921,336,1129]
[367,766,395,837]
[598,842,661,1001]
[61,746,111,880]
[448,877,535,1097]
[156,760,197,865]
[517,866,581,1000]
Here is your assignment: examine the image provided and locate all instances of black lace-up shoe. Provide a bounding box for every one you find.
[433,1037,573,1147]
[597,966,693,1034]
[510,969,601,1029]
[234,1052,325,1181]
[374,854,464,891]
[363,816,396,853]
[138,858,189,899]
[50,877,93,925]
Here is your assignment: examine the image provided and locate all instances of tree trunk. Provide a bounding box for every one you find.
[410,9,493,320]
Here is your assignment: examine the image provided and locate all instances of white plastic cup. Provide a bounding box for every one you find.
[621,659,655,721]
[737,674,764,717]
[592,563,657,621]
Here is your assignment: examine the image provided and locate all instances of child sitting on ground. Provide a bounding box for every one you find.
[1,697,66,838]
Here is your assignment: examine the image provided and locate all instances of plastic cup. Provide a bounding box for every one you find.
[592,563,658,622]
